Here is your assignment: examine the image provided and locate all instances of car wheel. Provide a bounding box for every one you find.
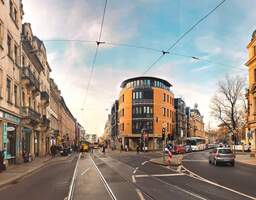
[214,159,218,166]
[209,159,211,164]
[230,161,235,167]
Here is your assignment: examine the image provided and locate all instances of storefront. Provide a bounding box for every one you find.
[22,128,32,154]
[0,110,21,164]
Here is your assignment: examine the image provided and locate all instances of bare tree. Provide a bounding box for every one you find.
[210,75,246,141]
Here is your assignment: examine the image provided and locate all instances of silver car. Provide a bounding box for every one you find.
[209,148,235,166]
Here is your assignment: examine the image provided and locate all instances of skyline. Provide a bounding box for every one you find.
[22,0,254,135]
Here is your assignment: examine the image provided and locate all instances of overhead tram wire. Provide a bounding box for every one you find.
[81,0,108,108]
[142,0,227,75]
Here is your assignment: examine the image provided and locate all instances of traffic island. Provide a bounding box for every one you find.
[149,155,183,166]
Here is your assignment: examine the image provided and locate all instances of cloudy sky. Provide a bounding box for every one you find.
[22,0,255,135]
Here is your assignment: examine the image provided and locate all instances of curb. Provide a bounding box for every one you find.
[0,155,74,189]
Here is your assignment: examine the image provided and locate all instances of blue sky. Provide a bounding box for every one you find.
[23,0,255,135]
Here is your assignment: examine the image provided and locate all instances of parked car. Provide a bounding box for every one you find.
[209,147,235,166]
[172,145,185,154]
[232,144,251,152]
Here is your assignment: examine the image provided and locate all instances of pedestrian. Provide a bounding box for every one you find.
[136,145,140,154]
[120,144,123,152]
[167,148,172,166]
[0,150,6,172]
[50,144,56,158]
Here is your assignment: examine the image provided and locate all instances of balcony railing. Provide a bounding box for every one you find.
[133,99,153,104]
[21,107,41,122]
[41,115,50,127]
[22,67,40,92]
[41,91,50,105]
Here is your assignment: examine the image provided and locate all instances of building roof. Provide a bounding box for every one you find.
[121,76,172,88]
[252,30,256,41]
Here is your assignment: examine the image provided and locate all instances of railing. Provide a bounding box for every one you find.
[22,67,40,91]
[133,99,153,104]
[21,107,41,121]
[41,115,50,127]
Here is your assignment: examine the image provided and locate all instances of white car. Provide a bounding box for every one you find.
[232,144,251,152]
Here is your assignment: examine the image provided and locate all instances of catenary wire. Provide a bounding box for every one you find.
[142,0,227,75]
[81,0,108,108]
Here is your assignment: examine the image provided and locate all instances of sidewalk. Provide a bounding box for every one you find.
[235,153,256,166]
[0,155,73,188]
[149,154,183,166]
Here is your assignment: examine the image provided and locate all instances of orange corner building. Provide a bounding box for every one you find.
[118,77,175,150]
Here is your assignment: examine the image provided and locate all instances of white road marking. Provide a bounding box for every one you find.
[90,155,117,200]
[177,165,182,173]
[141,161,148,166]
[67,153,81,200]
[136,189,145,200]
[81,167,91,176]
[133,167,139,174]
[181,165,256,200]
[132,175,136,183]
[135,173,185,178]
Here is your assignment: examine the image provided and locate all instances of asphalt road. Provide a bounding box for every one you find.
[1,150,255,200]
[72,150,255,200]
[182,150,256,198]
[0,154,77,200]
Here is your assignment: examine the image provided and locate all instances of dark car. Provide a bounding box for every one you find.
[172,145,185,154]
[209,148,235,166]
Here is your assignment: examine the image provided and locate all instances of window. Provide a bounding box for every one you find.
[22,91,25,106]
[22,55,25,67]
[14,84,17,106]
[163,93,166,102]
[254,46,256,56]
[133,92,135,99]
[14,44,18,64]
[0,20,4,47]
[254,68,256,82]
[0,69,2,97]
[6,78,11,102]
[122,108,124,116]
[9,1,13,17]
[167,109,169,117]
[121,123,124,131]
[14,8,17,22]
[167,95,169,103]
[122,94,124,102]
[7,34,12,58]
[29,97,31,107]
[163,107,166,116]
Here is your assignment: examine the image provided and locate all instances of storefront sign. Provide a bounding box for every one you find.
[4,112,20,124]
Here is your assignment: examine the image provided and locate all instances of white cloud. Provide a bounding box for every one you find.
[191,65,211,72]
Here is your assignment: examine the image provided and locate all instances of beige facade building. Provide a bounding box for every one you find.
[245,30,256,153]
[0,0,81,165]
[188,104,205,138]
[0,0,23,163]
[20,22,51,157]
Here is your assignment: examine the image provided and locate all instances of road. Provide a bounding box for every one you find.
[0,150,255,200]
[72,150,256,200]
[182,150,256,198]
[0,154,77,200]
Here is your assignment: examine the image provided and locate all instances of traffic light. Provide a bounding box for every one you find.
[162,128,166,141]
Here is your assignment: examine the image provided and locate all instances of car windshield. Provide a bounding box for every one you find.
[1,1,254,199]
[218,149,233,154]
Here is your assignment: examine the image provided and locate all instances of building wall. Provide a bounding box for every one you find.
[246,31,256,151]
[0,0,23,161]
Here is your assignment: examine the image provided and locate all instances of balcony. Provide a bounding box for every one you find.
[21,67,40,95]
[133,99,153,105]
[41,91,50,106]
[21,107,41,125]
[41,115,50,129]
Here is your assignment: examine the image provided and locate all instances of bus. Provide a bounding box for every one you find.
[185,137,207,151]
